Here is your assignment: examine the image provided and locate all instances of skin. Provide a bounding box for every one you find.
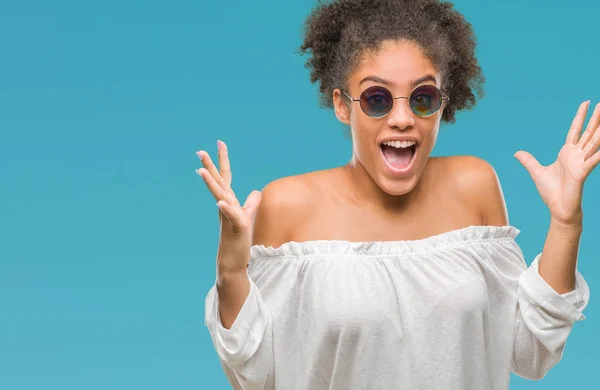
[197,40,600,329]
[254,41,501,244]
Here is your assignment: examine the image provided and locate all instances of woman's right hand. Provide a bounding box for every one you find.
[196,140,263,272]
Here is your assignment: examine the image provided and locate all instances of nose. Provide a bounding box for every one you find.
[386,97,416,131]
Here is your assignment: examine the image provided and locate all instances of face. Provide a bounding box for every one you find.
[333,40,445,196]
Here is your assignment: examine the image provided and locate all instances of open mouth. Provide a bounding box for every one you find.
[380,140,418,173]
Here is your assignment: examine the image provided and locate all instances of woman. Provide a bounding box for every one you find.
[198,0,597,389]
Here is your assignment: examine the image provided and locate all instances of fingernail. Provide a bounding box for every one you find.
[216,202,222,209]
[217,140,223,150]
[196,151,203,160]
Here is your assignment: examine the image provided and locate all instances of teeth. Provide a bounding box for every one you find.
[382,140,416,148]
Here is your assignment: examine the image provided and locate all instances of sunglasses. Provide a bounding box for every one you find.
[341,84,450,118]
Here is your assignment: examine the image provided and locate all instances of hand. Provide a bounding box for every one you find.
[515,101,600,225]
[196,140,262,271]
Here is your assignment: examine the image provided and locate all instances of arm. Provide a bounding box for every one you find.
[513,100,600,294]
[216,267,251,330]
[474,156,581,294]
[216,174,308,329]
[216,178,291,330]
[472,156,590,380]
[204,180,282,390]
[537,218,581,294]
[205,175,312,389]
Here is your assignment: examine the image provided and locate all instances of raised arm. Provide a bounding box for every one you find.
[472,101,599,379]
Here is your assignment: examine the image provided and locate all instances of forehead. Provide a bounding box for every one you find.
[350,40,440,88]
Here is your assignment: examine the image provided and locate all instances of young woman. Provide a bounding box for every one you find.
[198,0,597,388]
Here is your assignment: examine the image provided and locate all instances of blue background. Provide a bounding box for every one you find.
[1,0,598,388]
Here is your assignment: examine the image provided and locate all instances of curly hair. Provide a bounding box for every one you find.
[299,0,484,124]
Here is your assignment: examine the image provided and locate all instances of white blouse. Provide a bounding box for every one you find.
[204,226,589,390]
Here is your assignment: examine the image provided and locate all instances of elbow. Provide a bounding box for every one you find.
[512,365,548,381]
[511,342,564,381]
[205,279,272,367]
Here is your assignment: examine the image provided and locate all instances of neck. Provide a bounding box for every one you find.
[340,155,423,213]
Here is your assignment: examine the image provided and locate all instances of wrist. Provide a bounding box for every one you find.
[217,249,249,269]
[217,260,248,280]
[549,215,583,236]
[550,212,583,227]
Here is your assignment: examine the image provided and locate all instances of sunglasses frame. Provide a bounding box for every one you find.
[341,85,450,118]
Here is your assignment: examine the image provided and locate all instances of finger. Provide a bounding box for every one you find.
[566,100,590,144]
[514,150,544,179]
[197,150,226,188]
[196,167,229,201]
[217,200,246,231]
[217,140,232,187]
[242,190,263,218]
[584,150,600,174]
[583,124,600,159]
[578,102,600,148]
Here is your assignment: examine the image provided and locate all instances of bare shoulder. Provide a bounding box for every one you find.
[430,156,509,226]
[251,170,325,248]
[435,155,498,186]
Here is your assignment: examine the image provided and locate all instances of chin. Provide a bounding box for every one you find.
[377,174,420,196]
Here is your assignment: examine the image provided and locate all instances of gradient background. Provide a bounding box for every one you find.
[1,0,599,388]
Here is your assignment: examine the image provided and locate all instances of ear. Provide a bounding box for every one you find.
[333,88,351,125]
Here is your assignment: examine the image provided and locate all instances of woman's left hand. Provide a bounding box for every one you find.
[515,101,600,225]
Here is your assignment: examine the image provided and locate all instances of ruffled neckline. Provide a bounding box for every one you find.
[250,225,520,258]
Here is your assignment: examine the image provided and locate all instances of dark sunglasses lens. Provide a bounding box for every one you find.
[410,85,441,116]
[360,86,393,117]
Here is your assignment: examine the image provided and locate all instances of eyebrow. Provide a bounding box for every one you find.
[359,74,438,88]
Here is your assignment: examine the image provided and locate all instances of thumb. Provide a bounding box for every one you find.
[514,150,543,179]
[242,190,263,218]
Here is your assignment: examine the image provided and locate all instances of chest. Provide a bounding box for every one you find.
[277,255,491,342]
[295,197,480,243]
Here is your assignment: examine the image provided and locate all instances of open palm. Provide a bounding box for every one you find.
[515,101,600,225]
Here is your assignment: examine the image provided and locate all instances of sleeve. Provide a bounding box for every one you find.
[511,253,590,380]
[204,275,274,390]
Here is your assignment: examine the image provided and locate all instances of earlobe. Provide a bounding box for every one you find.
[333,88,351,125]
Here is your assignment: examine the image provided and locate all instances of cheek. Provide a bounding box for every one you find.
[350,118,379,155]
[422,130,437,146]
[349,105,363,124]
[424,127,439,149]
[416,120,440,154]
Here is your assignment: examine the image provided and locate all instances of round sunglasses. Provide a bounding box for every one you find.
[341,84,450,118]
